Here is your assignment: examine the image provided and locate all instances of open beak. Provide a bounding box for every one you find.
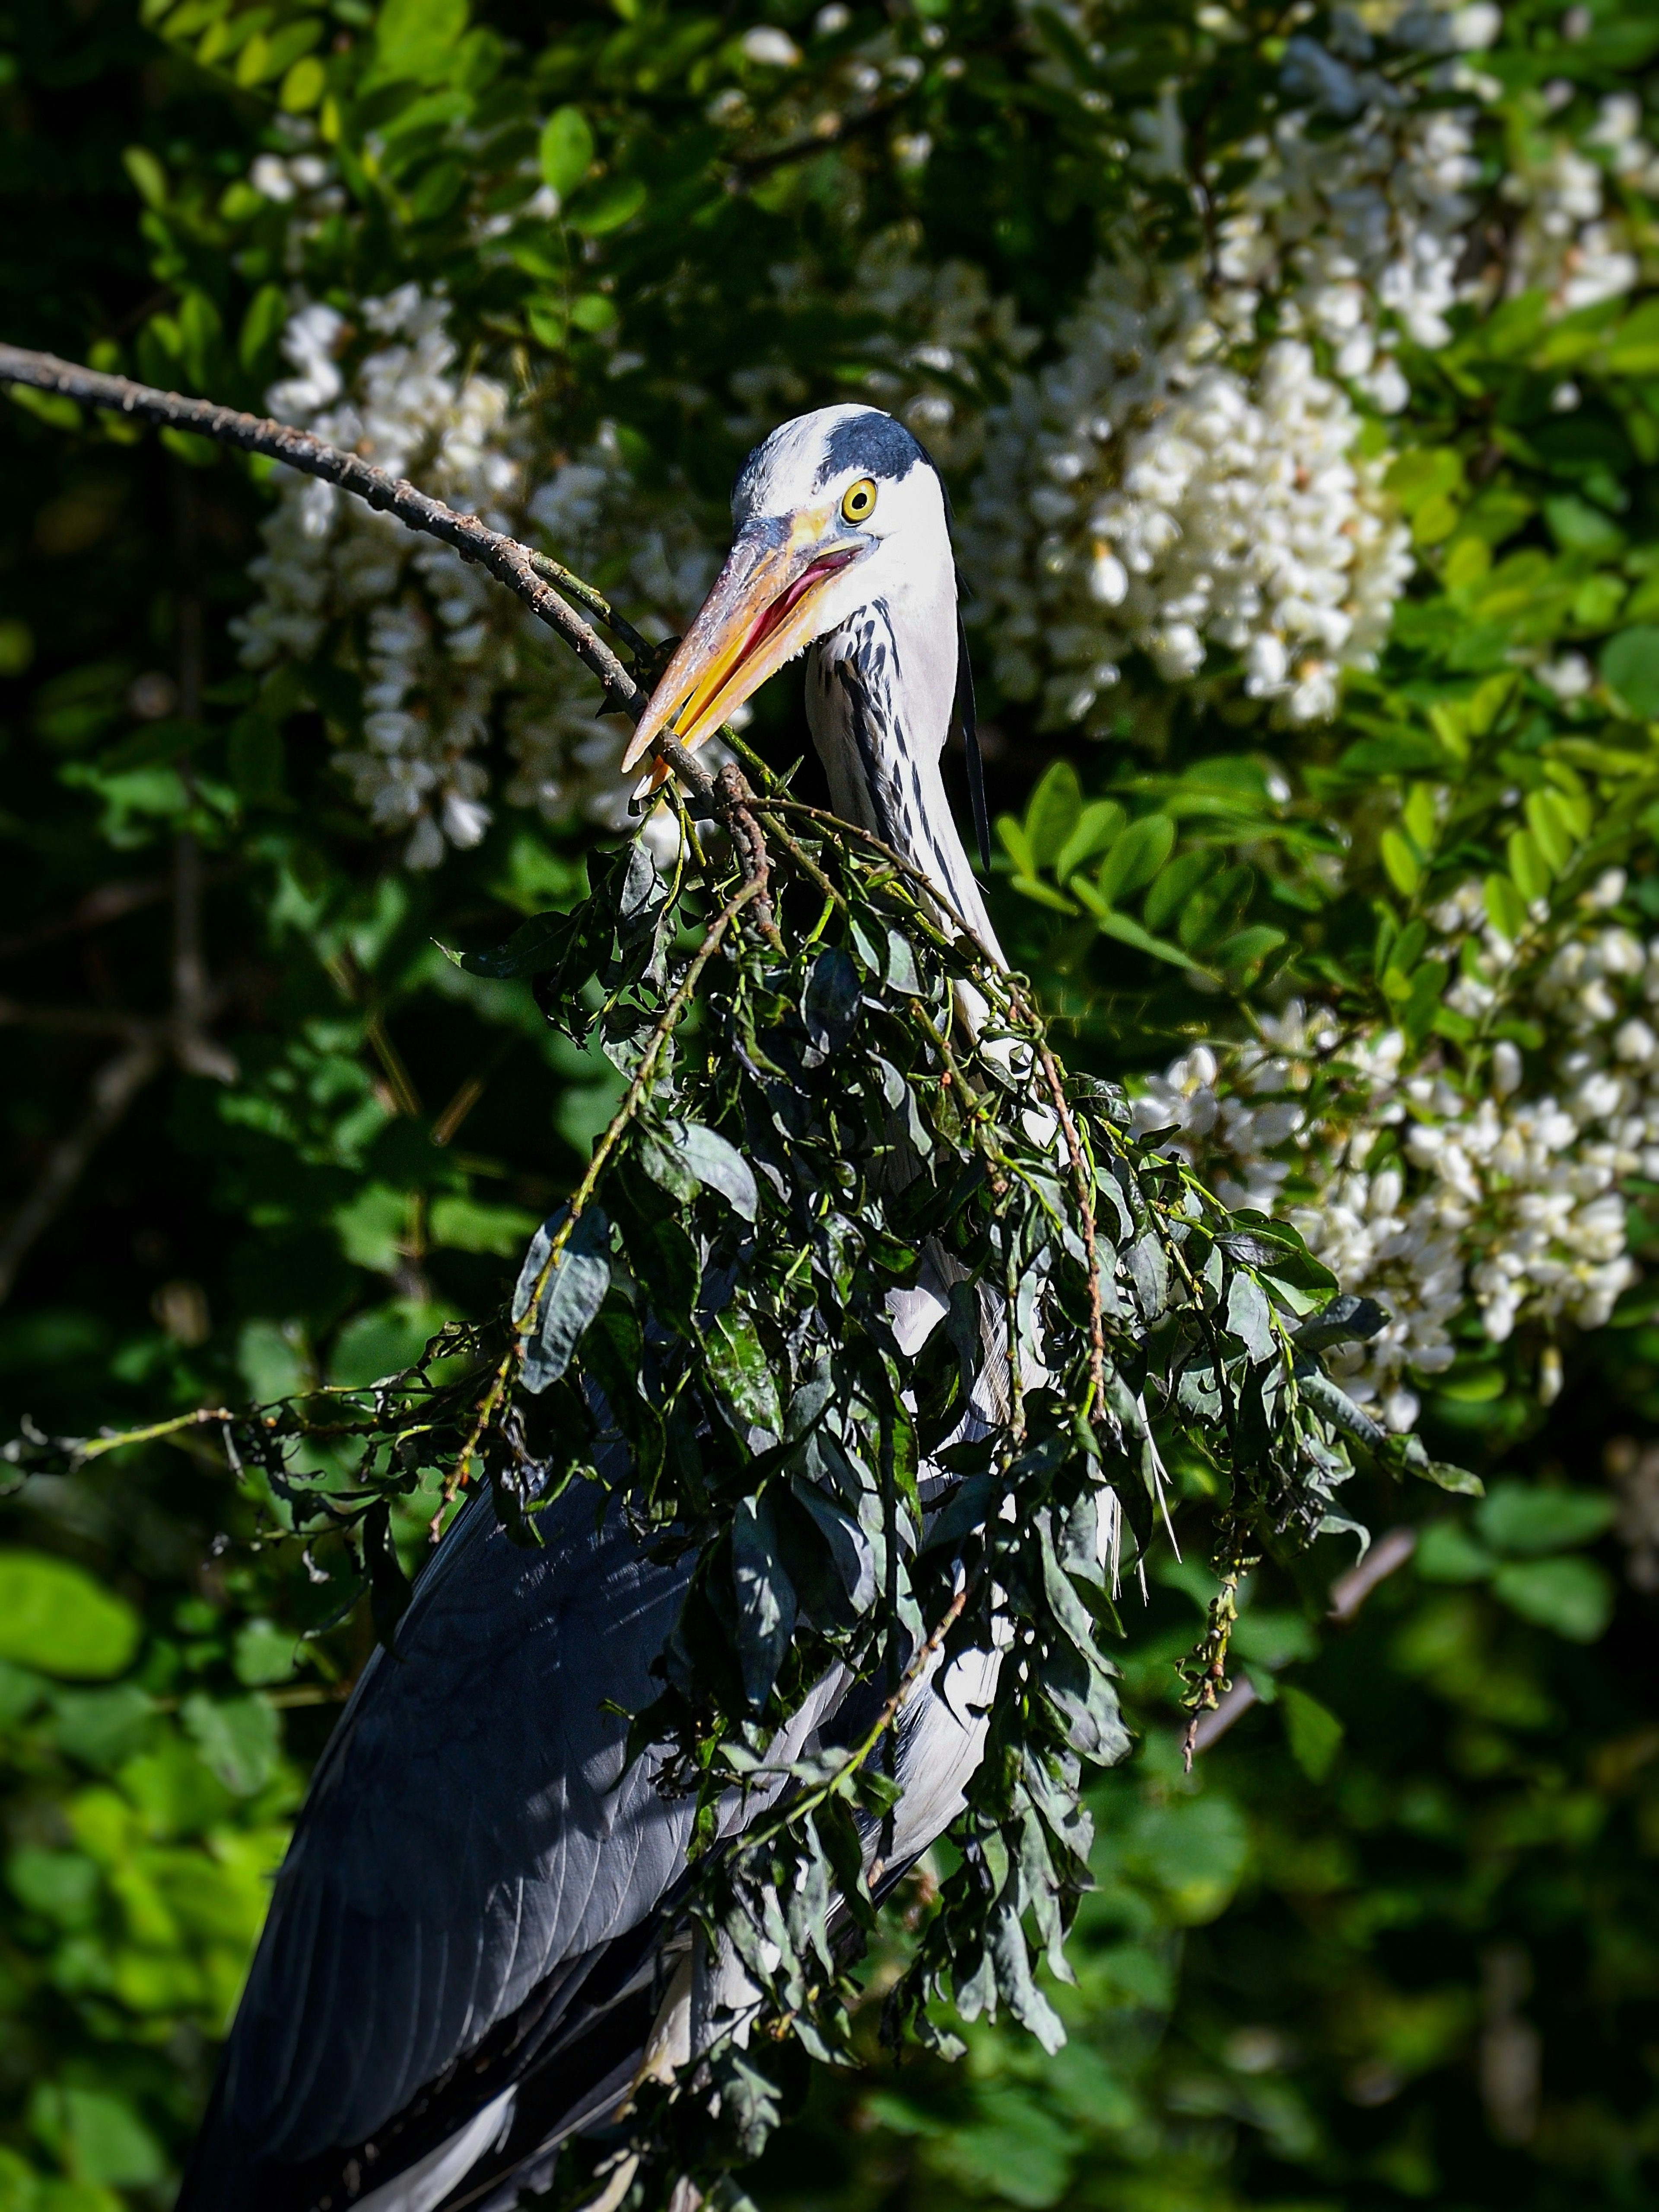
[620,510,866,776]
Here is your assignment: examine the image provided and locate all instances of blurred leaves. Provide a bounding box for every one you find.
[0,1561,139,1683]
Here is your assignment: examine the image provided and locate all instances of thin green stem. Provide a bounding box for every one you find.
[431,874,769,1532]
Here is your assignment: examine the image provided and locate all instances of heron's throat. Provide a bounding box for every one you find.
[808,599,1003,969]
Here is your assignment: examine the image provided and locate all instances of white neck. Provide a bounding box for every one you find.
[805,580,1004,973]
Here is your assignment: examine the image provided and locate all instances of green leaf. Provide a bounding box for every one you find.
[1070,880,1208,972]
[1491,1556,1613,1643]
[280,54,327,110]
[51,1684,153,1768]
[1506,827,1552,903]
[1012,874,1081,914]
[883,925,923,996]
[0,1554,140,1680]
[232,1619,298,1687]
[1278,1684,1343,1782]
[802,948,859,1052]
[1024,760,1083,869]
[43,2086,166,2188]
[372,0,468,83]
[1096,814,1176,905]
[569,292,617,334]
[181,1691,280,1796]
[1053,798,1125,880]
[1142,846,1216,933]
[7,1847,99,1929]
[1225,1271,1275,1363]
[1399,957,1447,1046]
[1379,827,1421,896]
[1475,1481,1614,1557]
[1524,788,1579,871]
[707,1311,783,1437]
[1214,924,1287,979]
[567,175,647,235]
[1602,626,1659,719]
[539,105,594,198]
[515,1206,612,1394]
[239,283,288,371]
[1484,871,1528,941]
[455,906,579,979]
[526,298,567,351]
[1411,1458,1486,1497]
[732,1497,797,1707]
[122,145,167,207]
[1605,297,1659,375]
[680,1122,759,1220]
[996,812,1036,876]
[1293,1294,1387,1352]
[8,385,82,432]
[1414,1520,1495,1583]
[430,1195,540,1256]
[363,1497,413,1651]
[1385,447,1464,514]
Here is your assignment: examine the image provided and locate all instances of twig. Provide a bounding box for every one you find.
[754,810,846,918]
[0,343,656,749]
[431,1036,518,1149]
[0,350,810,857]
[0,1001,164,1040]
[170,828,237,1082]
[1328,1523,1418,1623]
[0,1041,163,1305]
[524,547,655,664]
[1188,1526,1418,1757]
[0,876,172,963]
[1180,1555,1252,1771]
[79,1406,237,1468]
[714,763,782,947]
[760,797,1001,973]
[739,1578,973,1871]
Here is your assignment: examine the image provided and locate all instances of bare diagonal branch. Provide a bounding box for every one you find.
[0,1040,163,1305]
[0,343,722,808]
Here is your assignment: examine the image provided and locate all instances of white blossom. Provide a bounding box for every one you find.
[235,289,714,865]
[1142,890,1659,1426]
[966,265,1411,731]
[741,25,801,66]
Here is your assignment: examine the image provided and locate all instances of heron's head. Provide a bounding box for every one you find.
[621,404,950,774]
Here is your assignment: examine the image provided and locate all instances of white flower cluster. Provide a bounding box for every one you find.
[969,14,1659,739]
[1136,885,1659,1429]
[1503,91,1659,315]
[234,289,711,865]
[234,288,532,866]
[966,267,1412,730]
[1219,98,1486,416]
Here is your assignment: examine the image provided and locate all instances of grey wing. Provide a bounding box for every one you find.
[220,1481,697,2170]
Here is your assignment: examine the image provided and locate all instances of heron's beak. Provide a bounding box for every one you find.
[620,509,865,775]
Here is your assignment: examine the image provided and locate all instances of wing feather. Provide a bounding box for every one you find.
[215,1482,696,2171]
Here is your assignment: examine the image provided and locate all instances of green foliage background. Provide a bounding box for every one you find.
[3,0,1659,2207]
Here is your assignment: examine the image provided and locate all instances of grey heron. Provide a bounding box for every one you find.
[178,405,1008,2212]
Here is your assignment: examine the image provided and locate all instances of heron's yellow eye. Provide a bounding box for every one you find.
[841,477,878,525]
